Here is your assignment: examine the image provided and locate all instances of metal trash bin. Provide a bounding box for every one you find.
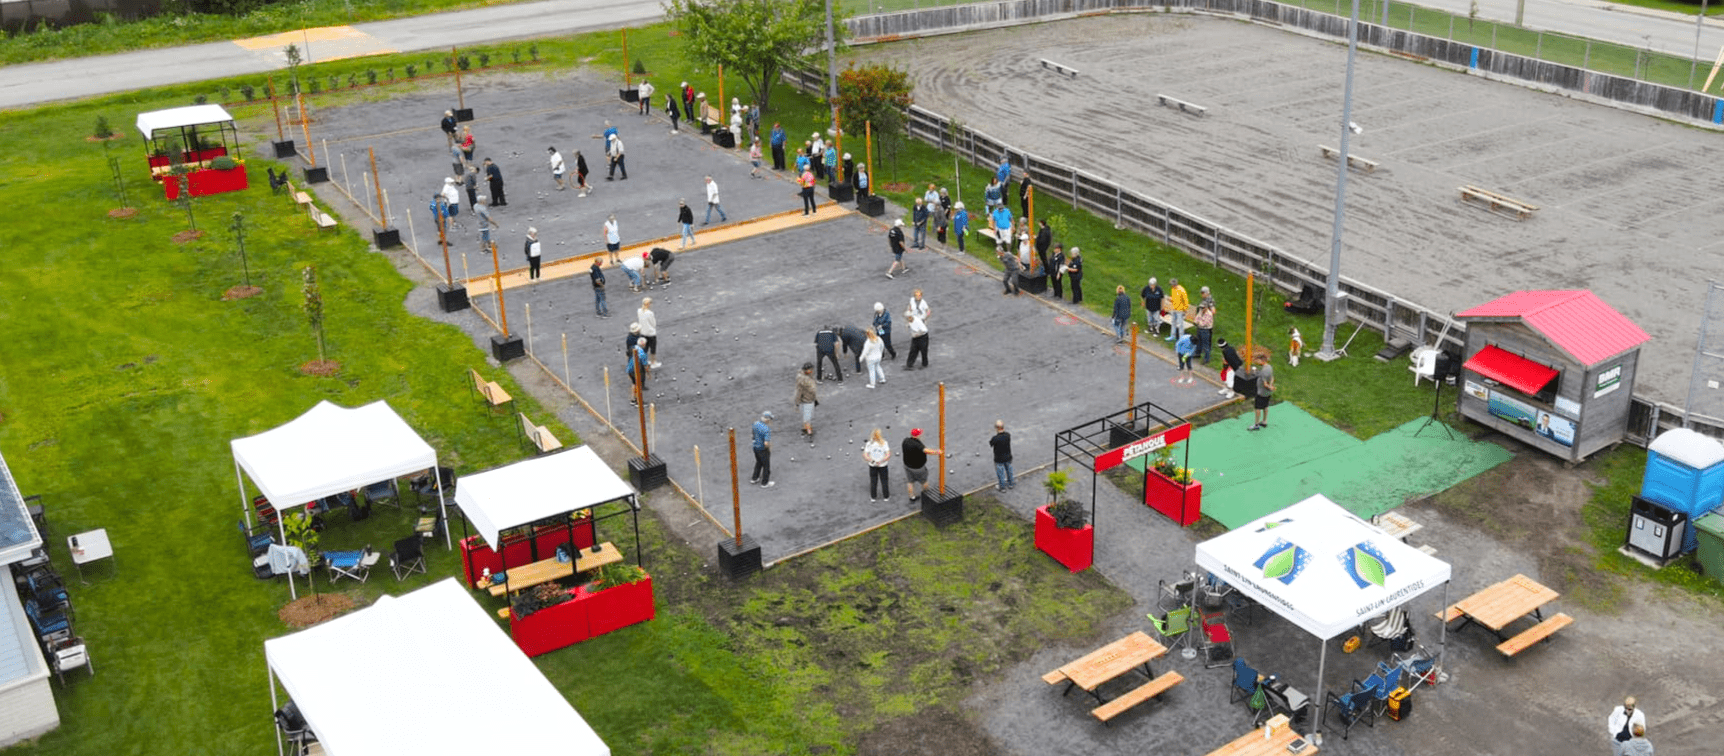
[1695,513,1724,578]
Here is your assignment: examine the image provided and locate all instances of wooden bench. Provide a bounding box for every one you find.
[1460,185,1538,220]
[1417,544,1438,556]
[1039,58,1080,78]
[1156,94,1207,117]
[285,180,313,209]
[469,367,512,413]
[1496,612,1572,656]
[1436,604,1465,623]
[699,101,725,130]
[519,412,564,454]
[1319,144,1379,172]
[482,541,623,597]
[308,204,337,230]
[1092,671,1184,724]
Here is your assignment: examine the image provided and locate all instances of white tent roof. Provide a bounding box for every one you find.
[1195,494,1452,641]
[135,104,235,137]
[265,579,609,756]
[455,446,636,548]
[231,401,436,506]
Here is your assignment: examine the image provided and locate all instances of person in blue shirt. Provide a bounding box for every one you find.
[991,205,1013,249]
[996,157,1012,198]
[627,337,650,404]
[952,202,969,253]
[824,145,839,184]
[795,147,811,175]
[983,178,1003,212]
[770,123,787,170]
[1111,285,1132,343]
[1175,332,1196,384]
[751,411,775,487]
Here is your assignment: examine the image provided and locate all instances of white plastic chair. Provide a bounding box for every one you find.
[1410,347,1438,386]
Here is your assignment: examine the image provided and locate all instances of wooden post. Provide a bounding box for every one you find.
[562,333,570,387]
[622,29,631,88]
[717,64,724,117]
[832,106,843,182]
[453,47,465,111]
[1245,273,1255,362]
[1027,186,1036,241]
[728,428,742,548]
[438,203,454,288]
[297,94,314,167]
[267,78,284,140]
[1129,322,1138,407]
[490,241,509,337]
[938,382,947,494]
[370,147,387,227]
[636,373,649,459]
[865,121,874,193]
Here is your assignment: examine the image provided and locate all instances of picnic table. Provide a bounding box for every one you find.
[1203,714,1314,756]
[1372,511,1423,542]
[1439,573,1574,655]
[1043,631,1184,723]
[481,541,621,597]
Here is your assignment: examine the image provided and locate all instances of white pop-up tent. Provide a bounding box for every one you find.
[264,578,610,756]
[1194,494,1452,738]
[232,401,450,596]
[454,446,640,591]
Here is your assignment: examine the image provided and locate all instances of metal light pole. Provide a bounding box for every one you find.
[1317,0,1364,362]
[1693,0,1713,88]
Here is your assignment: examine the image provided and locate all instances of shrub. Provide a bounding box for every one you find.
[193,93,208,104]
[365,69,377,85]
[456,54,471,71]
[238,83,255,101]
[405,64,417,78]
[632,59,647,74]
[477,52,490,68]
[93,116,114,139]
[307,79,320,94]
[511,47,521,64]
[529,44,538,61]
[210,156,238,170]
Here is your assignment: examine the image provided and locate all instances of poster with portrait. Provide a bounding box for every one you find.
[1534,410,1576,447]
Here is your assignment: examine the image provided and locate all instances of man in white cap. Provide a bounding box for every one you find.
[439,177,462,230]
[886,219,908,279]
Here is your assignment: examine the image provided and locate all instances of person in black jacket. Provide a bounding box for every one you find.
[872,302,896,359]
[589,259,609,318]
[886,219,908,279]
[1034,220,1052,277]
[1019,174,1034,220]
[839,325,869,371]
[1064,247,1084,304]
[1049,244,1066,300]
[440,110,458,147]
[814,325,843,382]
[1218,338,1245,398]
[648,246,674,287]
[677,199,696,248]
[483,158,506,207]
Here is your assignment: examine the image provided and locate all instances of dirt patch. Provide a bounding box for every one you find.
[278,593,356,628]
[1419,434,1622,610]
[171,229,205,244]
[222,285,263,301]
[107,207,137,219]
[299,359,341,376]
[856,707,995,756]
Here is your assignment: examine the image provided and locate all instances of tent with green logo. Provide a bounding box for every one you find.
[1194,494,1452,740]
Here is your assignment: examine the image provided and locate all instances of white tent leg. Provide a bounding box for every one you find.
[1312,637,1328,742]
[270,664,284,756]
[1438,579,1449,676]
[438,482,452,550]
[237,460,252,528]
[282,514,297,601]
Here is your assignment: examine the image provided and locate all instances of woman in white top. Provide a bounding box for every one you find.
[863,428,892,502]
[603,214,621,264]
[861,330,885,388]
[637,298,660,369]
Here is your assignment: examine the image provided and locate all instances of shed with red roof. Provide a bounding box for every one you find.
[1454,290,1650,463]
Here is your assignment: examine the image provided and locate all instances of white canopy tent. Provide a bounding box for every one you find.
[135,104,235,138]
[454,446,641,591]
[231,401,450,596]
[264,578,610,756]
[1194,494,1452,738]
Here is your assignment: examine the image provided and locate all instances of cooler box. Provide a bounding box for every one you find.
[1695,513,1724,578]
[1626,496,1687,560]
[1386,687,1412,721]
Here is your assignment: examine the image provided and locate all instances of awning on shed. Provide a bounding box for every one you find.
[1463,344,1559,395]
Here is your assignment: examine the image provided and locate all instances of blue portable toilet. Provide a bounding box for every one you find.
[1641,428,1724,552]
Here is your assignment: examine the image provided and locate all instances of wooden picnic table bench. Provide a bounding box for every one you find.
[469,367,512,413]
[1156,94,1208,116]
[481,541,622,596]
[1204,714,1313,756]
[1439,573,1571,654]
[1319,144,1378,172]
[1459,184,1538,220]
[519,412,564,454]
[1044,631,1173,721]
[1372,511,1423,542]
[1092,671,1183,724]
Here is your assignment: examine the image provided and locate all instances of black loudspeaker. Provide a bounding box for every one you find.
[1435,351,1459,379]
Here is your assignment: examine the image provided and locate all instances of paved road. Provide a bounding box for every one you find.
[0,0,662,110]
[1,0,1721,111]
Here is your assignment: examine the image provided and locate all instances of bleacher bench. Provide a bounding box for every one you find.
[518,413,564,455]
[1156,94,1207,116]
[286,180,313,208]
[309,204,337,230]
[1039,59,1080,78]
[1092,671,1184,724]
[1319,144,1379,173]
[469,367,513,413]
[1496,613,1572,657]
[1460,185,1538,220]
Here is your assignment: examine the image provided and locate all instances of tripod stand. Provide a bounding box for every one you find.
[1413,371,1455,440]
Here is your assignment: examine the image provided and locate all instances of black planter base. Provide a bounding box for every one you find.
[302,166,329,184]
[490,333,525,362]
[373,228,401,249]
[437,283,470,312]
[1019,272,1048,295]
[628,454,668,491]
[273,140,296,159]
[455,108,474,122]
[857,195,885,217]
[827,183,854,202]
[619,88,639,103]
[717,535,764,580]
[921,487,965,527]
[712,130,735,149]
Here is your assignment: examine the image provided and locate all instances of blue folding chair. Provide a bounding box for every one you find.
[1228,658,1261,706]
[1325,689,1376,739]
[23,598,71,641]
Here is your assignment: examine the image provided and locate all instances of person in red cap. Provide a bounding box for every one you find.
[900,428,943,502]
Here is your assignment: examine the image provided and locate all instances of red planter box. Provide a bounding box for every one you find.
[509,588,590,657]
[1145,469,1203,527]
[461,520,596,586]
[579,575,655,637]
[162,165,249,199]
[1034,506,1093,573]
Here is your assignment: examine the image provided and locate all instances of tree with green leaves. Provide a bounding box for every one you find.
[836,63,914,181]
[665,0,838,113]
[303,265,327,364]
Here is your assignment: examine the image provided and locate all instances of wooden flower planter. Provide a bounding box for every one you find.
[1034,505,1093,573]
[1145,469,1203,527]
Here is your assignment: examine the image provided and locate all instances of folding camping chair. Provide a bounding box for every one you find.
[275,701,317,752]
[1157,572,1196,614]
[362,478,400,509]
[1146,606,1195,653]
[390,536,426,581]
[325,547,379,584]
[1198,609,1234,668]
[1228,658,1261,706]
[49,637,93,685]
[1325,688,1375,739]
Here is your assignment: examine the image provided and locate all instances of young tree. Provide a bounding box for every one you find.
[665,0,837,113]
[303,265,328,364]
[836,63,914,181]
